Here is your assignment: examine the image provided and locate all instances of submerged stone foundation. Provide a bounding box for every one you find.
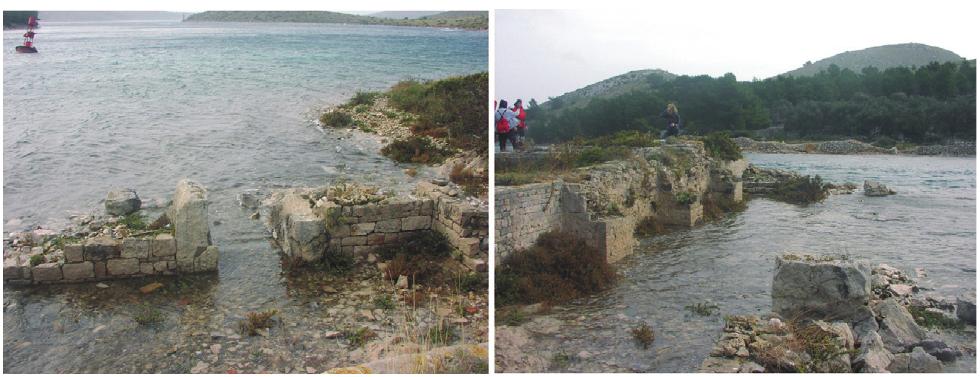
[3,179,219,285]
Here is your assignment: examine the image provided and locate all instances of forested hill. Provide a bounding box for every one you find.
[527,52,975,146]
[781,43,964,77]
[184,11,487,30]
[541,69,677,112]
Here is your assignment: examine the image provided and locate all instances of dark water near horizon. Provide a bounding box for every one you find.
[530,153,976,373]
[3,20,486,373]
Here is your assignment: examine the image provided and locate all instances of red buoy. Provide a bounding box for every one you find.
[16,16,39,53]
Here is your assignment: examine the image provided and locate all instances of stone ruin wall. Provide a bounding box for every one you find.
[3,180,219,285]
[268,181,489,272]
[494,143,748,265]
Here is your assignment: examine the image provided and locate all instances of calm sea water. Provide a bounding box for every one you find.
[524,153,976,372]
[3,21,486,373]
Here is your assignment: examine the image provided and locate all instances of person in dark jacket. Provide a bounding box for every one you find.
[660,103,680,138]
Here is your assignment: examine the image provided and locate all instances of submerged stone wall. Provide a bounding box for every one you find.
[3,180,219,285]
[266,181,488,271]
[494,142,748,264]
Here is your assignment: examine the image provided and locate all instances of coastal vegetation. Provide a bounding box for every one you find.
[2,11,37,29]
[528,58,975,145]
[495,231,617,307]
[770,175,829,204]
[184,11,488,30]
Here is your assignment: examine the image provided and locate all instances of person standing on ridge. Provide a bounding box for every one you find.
[660,103,680,138]
[512,99,527,148]
[495,100,519,152]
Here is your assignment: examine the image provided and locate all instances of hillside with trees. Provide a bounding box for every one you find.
[782,43,964,77]
[184,11,487,30]
[527,46,975,146]
[3,11,38,29]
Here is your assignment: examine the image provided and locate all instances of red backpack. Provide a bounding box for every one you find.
[495,109,510,133]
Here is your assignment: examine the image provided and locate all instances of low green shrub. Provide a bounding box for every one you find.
[380,136,453,164]
[702,132,743,161]
[345,91,380,108]
[675,191,698,205]
[29,254,44,267]
[319,111,354,128]
[908,306,964,329]
[632,323,654,349]
[495,231,617,306]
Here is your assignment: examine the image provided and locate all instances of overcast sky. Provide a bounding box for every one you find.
[496,3,980,104]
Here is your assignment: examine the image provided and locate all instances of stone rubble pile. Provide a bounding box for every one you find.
[700,254,974,373]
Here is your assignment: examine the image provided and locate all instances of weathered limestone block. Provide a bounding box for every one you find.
[342,236,366,246]
[33,263,63,281]
[140,262,154,275]
[84,237,120,260]
[272,191,326,262]
[3,256,31,280]
[887,347,943,373]
[194,245,219,272]
[366,233,385,246]
[151,234,177,257]
[853,331,894,373]
[64,244,84,263]
[153,261,169,272]
[402,215,431,231]
[105,189,141,216]
[169,179,215,271]
[876,298,927,353]
[375,219,401,233]
[863,180,896,197]
[107,258,140,275]
[771,255,871,322]
[62,261,95,280]
[121,237,150,259]
[351,222,375,236]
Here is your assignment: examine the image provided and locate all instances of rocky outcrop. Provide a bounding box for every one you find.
[887,346,944,373]
[328,343,488,373]
[495,326,549,372]
[853,331,894,372]
[105,189,141,216]
[734,137,891,155]
[771,254,872,322]
[876,299,928,353]
[863,180,896,196]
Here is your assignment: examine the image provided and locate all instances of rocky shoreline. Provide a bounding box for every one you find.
[700,254,975,373]
[735,137,975,156]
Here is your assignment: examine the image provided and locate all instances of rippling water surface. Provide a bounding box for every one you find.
[3,21,486,373]
[527,153,976,373]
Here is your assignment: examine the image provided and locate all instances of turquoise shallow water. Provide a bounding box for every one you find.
[3,20,486,373]
[522,153,976,372]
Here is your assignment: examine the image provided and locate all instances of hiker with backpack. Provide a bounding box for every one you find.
[495,100,519,152]
[511,99,527,148]
[660,103,680,138]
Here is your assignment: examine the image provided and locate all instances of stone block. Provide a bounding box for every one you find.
[107,258,140,276]
[153,261,169,272]
[140,262,154,275]
[195,246,219,272]
[105,189,141,216]
[342,236,367,246]
[32,263,63,281]
[169,179,213,271]
[367,233,386,246]
[375,219,401,233]
[62,261,95,280]
[151,234,177,257]
[401,216,431,231]
[351,222,375,236]
[93,261,107,279]
[772,255,871,322]
[64,244,84,263]
[122,238,150,259]
[84,237,120,260]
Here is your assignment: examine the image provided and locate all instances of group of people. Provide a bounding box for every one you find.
[494,99,527,152]
[493,100,681,152]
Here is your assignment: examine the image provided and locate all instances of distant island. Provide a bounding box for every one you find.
[3,11,38,29]
[184,11,487,30]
